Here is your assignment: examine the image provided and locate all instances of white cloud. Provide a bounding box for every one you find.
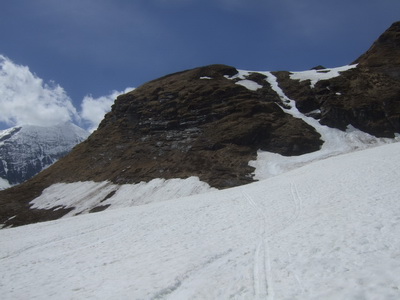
[0,54,135,132]
[80,87,134,133]
[0,55,79,127]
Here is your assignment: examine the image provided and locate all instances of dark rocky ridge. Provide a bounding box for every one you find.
[1,21,400,228]
[274,67,400,137]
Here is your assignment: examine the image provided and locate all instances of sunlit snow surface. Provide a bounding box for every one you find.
[0,177,10,190]
[31,177,216,217]
[1,143,400,299]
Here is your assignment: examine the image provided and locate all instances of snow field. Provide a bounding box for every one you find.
[2,183,260,299]
[1,142,400,299]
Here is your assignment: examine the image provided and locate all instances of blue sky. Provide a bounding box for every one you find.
[0,0,399,131]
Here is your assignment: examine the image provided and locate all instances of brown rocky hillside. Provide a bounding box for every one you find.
[1,21,399,228]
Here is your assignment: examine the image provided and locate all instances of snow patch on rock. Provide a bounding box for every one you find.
[289,64,358,88]
[235,79,263,91]
[30,176,216,217]
[0,177,10,190]
[249,71,400,180]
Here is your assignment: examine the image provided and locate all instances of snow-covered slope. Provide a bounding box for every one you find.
[1,142,399,299]
[0,122,89,188]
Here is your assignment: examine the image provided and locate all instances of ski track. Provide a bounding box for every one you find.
[242,191,274,300]
[150,249,233,300]
[290,183,302,225]
[243,183,307,300]
[0,222,120,261]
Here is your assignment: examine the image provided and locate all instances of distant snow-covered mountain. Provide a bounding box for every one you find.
[0,123,89,189]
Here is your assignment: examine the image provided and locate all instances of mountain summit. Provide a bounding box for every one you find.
[0,123,89,189]
[1,22,400,228]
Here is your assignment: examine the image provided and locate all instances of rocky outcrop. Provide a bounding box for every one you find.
[274,67,400,137]
[274,21,400,138]
[14,65,322,189]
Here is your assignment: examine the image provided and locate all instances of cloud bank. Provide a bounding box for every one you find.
[0,55,78,127]
[81,87,134,133]
[0,54,133,132]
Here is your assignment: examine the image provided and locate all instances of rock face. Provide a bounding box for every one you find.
[353,21,400,79]
[0,21,399,228]
[274,67,400,138]
[0,65,324,227]
[51,65,321,189]
[0,123,89,188]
